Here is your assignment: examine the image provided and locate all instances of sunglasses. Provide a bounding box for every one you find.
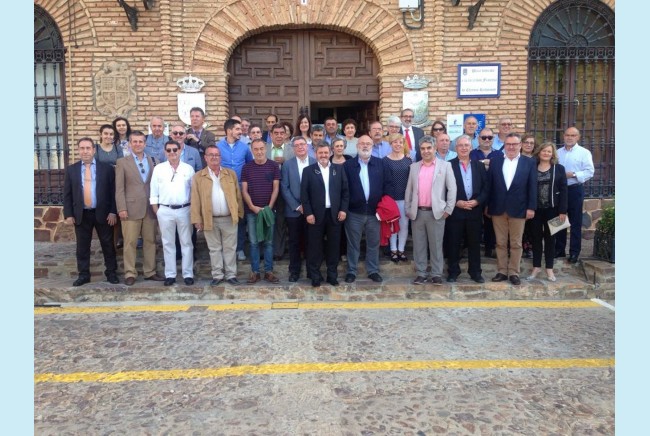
[165,148,179,153]
[171,131,185,136]
[138,162,145,174]
[480,136,494,140]
[432,128,445,132]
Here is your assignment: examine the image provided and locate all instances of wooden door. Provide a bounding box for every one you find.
[228,29,379,128]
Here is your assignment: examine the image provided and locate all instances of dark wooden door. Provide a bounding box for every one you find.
[228,29,379,128]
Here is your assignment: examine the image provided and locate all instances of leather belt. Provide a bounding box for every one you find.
[161,203,190,209]
[418,206,432,211]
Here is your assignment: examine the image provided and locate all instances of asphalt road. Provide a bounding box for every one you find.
[35,300,615,435]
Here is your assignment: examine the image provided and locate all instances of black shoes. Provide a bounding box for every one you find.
[492,273,508,282]
[184,277,194,285]
[413,276,427,285]
[226,278,240,286]
[430,276,442,285]
[509,275,521,285]
[471,275,485,283]
[327,277,339,286]
[164,278,176,286]
[210,278,223,286]
[106,274,120,284]
[484,249,495,258]
[446,276,458,283]
[568,255,579,264]
[368,273,383,283]
[289,274,299,282]
[73,276,90,287]
[345,274,356,283]
[311,279,321,287]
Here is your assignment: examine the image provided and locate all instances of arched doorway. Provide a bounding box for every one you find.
[228,29,379,131]
[34,5,68,205]
[526,0,615,197]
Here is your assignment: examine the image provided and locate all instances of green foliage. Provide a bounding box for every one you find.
[596,204,615,236]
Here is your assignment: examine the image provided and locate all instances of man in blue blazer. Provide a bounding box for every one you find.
[343,135,385,283]
[63,137,119,286]
[486,133,537,285]
[301,141,349,287]
[281,136,316,282]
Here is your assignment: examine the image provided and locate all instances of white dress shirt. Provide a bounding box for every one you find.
[319,162,331,208]
[502,154,520,190]
[149,161,195,206]
[557,143,595,186]
[209,167,230,217]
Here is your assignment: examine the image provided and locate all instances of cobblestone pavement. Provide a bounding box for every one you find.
[35,301,614,434]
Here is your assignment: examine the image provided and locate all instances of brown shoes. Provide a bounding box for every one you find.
[247,272,261,284]
[144,274,165,282]
[124,276,136,286]
[264,272,280,283]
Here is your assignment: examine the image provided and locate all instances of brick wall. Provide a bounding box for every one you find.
[34,0,615,242]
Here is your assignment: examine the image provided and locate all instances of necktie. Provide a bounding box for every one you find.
[83,163,92,207]
[405,128,412,151]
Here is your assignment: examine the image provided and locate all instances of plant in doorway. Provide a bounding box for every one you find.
[593,202,615,262]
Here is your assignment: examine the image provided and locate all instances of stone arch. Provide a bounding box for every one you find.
[495,0,615,49]
[191,0,416,74]
[34,0,97,48]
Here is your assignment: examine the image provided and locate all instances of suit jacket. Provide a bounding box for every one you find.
[343,156,385,215]
[185,128,216,159]
[404,158,457,220]
[401,125,425,161]
[448,158,489,221]
[266,142,295,166]
[300,163,349,225]
[115,154,156,220]
[487,154,537,218]
[281,156,317,218]
[63,160,116,225]
[541,163,568,214]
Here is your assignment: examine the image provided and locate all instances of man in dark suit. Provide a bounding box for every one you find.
[447,135,490,283]
[486,132,537,285]
[185,106,216,166]
[281,136,316,282]
[63,137,119,286]
[301,141,349,287]
[400,108,424,161]
[343,135,385,283]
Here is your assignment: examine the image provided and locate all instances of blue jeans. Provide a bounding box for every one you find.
[344,211,380,276]
[246,213,274,273]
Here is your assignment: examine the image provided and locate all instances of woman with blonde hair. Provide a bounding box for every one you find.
[527,141,568,282]
[383,133,412,262]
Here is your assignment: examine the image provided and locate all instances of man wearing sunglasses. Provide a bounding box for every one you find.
[115,131,165,285]
[167,122,203,172]
[493,117,513,151]
[150,140,196,286]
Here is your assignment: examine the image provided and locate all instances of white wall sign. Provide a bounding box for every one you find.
[457,63,501,98]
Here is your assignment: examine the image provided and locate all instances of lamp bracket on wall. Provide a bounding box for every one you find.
[450,0,488,30]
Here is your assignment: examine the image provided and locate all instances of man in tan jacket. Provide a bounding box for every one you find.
[191,145,244,286]
[115,131,165,285]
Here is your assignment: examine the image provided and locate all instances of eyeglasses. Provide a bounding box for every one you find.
[138,162,145,174]
[165,148,179,153]
[523,140,535,145]
[205,153,220,158]
[500,123,512,127]
[480,136,494,140]
[171,131,185,136]
[432,128,445,132]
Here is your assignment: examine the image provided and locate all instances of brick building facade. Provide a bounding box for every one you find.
[34,0,615,242]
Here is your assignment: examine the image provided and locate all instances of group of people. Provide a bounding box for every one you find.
[63,107,594,288]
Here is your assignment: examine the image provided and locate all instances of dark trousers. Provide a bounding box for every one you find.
[555,184,584,257]
[75,209,117,279]
[446,217,482,278]
[307,210,342,281]
[482,214,496,250]
[273,195,287,257]
[531,207,557,269]
[286,215,308,276]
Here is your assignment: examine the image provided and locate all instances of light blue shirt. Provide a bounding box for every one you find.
[145,134,168,162]
[133,153,151,183]
[80,159,97,208]
[371,141,392,159]
[217,138,254,181]
[459,160,473,199]
[358,157,370,201]
[436,150,458,161]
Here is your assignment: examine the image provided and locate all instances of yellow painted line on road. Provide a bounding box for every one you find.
[35,300,600,315]
[35,358,615,384]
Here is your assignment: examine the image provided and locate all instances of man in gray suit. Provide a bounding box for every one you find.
[404,135,457,285]
[267,123,294,260]
[280,136,316,282]
[115,131,165,285]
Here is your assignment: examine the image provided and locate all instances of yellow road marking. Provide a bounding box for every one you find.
[35,358,615,384]
[35,300,600,315]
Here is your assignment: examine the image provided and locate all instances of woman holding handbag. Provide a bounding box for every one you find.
[527,142,568,282]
